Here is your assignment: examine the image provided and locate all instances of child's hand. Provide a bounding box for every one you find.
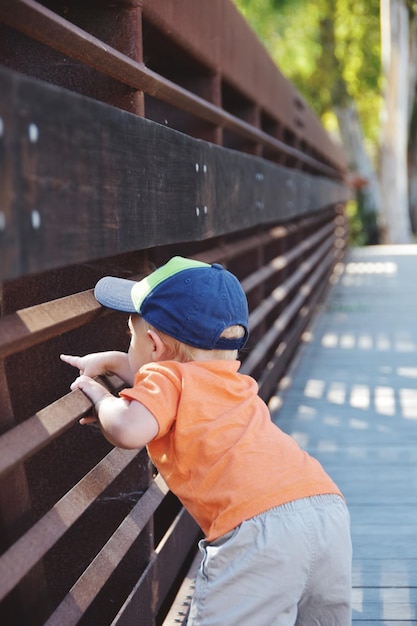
[70,374,159,449]
[70,374,111,425]
[60,351,134,385]
[60,352,112,378]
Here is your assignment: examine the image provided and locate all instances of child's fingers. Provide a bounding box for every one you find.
[79,416,98,425]
[70,377,82,391]
[70,374,93,390]
[60,354,82,369]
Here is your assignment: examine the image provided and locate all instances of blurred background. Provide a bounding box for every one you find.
[233,0,417,247]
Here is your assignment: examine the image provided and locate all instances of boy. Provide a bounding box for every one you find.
[61,255,352,625]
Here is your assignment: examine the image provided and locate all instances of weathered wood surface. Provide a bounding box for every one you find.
[0,201,345,624]
[0,0,346,172]
[0,66,349,281]
[271,245,417,623]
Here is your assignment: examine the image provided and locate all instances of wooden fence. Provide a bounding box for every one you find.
[0,1,350,624]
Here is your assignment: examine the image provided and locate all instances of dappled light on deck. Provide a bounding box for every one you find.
[269,246,417,623]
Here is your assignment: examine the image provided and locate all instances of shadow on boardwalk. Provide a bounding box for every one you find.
[270,245,417,625]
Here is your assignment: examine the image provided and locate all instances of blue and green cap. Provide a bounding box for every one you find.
[94,256,249,350]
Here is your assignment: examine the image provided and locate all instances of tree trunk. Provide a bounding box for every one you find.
[316,5,381,244]
[407,9,417,129]
[379,0,413,243]
[408,130,417,232]
[336,103,381,232]
[407,10,417,233]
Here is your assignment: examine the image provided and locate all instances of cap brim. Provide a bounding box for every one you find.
[94,276,138,313]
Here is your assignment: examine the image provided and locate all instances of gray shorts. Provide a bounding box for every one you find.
[187,494,352,626]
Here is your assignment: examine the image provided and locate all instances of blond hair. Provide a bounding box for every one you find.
[145,321,245,362]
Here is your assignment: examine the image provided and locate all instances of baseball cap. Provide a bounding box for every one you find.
[94,256,249,350]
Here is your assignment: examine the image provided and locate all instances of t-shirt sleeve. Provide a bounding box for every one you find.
[119,363,181,438]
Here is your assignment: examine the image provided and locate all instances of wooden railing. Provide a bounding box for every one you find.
[0,1,349,624]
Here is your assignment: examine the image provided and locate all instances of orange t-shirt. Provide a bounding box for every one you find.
[120,360,342,541]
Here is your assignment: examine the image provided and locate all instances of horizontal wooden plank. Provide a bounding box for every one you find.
[112,508,200,625]
[240,220,334,293]
[0,447,139,601]
[353,557,417,579]
[0,66,349,281]
[45,473,170,626]
[352,586,417,620]
[257,253,336,399]
[142,0,346,170]
[0,0,342,177]
[0,388,92,479]
[242,240,334,375]
[0,290,101,359]
[349,503,417,524]
[352,539,417,559]
[0,219,334,364]
[0,217,330,358]
[246,233,334,335]
[0,370,130,482]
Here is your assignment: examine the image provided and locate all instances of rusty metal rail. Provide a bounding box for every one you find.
[0,0,346,178]
[0,0,338,177]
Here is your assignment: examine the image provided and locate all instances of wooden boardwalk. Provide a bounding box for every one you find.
[270,245,417,625]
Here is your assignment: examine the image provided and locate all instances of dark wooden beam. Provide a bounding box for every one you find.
[0,66,350,281]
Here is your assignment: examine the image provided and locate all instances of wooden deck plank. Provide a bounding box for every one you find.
[270,245,417,624]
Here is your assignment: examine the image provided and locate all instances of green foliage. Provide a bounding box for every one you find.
[408,0,417,15]
[232,0,381,145]
[334,0,381,144]
[233,0,382,244]
[346,197,379,247]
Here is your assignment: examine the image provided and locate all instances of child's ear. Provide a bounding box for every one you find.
[147,329,170,362]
